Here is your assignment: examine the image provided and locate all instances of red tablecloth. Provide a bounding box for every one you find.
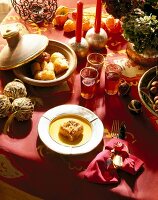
[0,1,158,200]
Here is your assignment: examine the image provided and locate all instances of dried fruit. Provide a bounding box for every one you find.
[35,52,50,63]
[72,9,77,20]
[64,19,76,32]
[105,15,115,30]
[55,6,69,16]
[53,6,69,27]
[105,15,123,34]
[82,17,92,32]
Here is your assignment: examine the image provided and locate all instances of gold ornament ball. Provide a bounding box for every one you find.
[128,99,142,114]
[12,97,34,121]
[0,94,11,118]
[68,37,89,59]
[85,28,108,50]
[3,79,27,100]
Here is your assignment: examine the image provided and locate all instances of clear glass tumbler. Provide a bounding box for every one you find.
[80,67,98,99]
[86,53,104,83]
[105,63,122,95]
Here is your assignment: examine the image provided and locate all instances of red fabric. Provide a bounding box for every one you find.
[105,139,144,175]
[79,150,119,184]
[78,139,144,183]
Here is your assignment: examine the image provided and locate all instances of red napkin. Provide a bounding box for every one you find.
[78,139,144,184]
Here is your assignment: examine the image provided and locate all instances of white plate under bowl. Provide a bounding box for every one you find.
[38,104,104,155]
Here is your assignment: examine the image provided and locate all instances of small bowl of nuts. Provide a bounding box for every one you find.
[13,40,77,87]
[138,66,158,117]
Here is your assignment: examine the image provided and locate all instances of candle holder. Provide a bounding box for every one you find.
[68,37,89,59]
[11,0,58,23]
[85,0,108,50]
[68,1,89,59]
[85,27,108,50]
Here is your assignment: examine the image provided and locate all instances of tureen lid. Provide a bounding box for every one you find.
[0,26,49,70]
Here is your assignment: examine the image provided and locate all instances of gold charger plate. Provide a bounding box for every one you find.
[38,105,104,155]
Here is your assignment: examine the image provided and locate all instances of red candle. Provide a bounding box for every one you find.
[76,1,83,43]
[95,0,102,33]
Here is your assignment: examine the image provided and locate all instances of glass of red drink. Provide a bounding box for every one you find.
[105,64,122,95]
[86,53,104,83]
[80,67,98,99]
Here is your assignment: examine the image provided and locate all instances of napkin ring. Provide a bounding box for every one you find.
[109,142,129,168]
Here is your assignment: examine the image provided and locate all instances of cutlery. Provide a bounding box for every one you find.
[110,120,119,138]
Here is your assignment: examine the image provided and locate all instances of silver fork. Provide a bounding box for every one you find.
[110,120,120,138]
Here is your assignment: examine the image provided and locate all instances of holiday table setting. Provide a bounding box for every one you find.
[0,0,158,200]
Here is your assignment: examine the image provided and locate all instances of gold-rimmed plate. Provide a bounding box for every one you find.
[38,105,104,155]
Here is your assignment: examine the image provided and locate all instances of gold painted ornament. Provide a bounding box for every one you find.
[12,97,34,121]
[3,79,27,101]
[0,94,11,118]
[0,154,23,178]
[3,97,34,134]
[118,80,131,96]
[128,99,142,114]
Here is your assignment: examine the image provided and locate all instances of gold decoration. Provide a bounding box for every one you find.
[0,94,11,118]
[3,79,27,101]
[11,97,34,121]
[3,97,34,134]
[0,154,23,178]
[3,112,17,134]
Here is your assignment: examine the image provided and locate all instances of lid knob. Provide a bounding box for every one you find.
[2,27,21,48]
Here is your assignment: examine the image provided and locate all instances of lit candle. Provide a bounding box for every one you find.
[76,1,83,43]
[95,0,102,33]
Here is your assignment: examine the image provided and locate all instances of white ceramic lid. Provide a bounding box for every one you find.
[0,26,49,70]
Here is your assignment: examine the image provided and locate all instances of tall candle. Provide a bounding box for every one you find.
[95,0,102,33]
[76,1,83,43]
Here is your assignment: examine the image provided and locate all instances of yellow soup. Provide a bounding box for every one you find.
[49,115,92,147]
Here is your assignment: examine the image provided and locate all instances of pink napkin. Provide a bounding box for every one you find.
[78,138,144,184]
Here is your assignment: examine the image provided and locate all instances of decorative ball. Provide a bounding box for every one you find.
[68,37,89,58]
[128,99,142,114]
[3,79,27,101]
[12,97,34,121]
[0,94,11,118]
[85,28,108,50]
[118,80,131,96]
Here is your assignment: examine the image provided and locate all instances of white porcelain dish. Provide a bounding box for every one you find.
[38,104,104,155]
